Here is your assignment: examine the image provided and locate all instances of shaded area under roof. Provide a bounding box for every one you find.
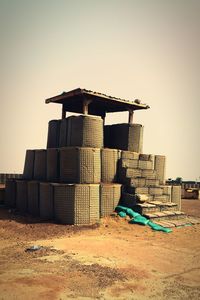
[45,88,150,117]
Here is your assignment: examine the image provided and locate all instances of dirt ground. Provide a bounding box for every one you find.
[0,199,200,300]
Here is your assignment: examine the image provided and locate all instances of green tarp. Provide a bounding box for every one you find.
[115,205,172,233]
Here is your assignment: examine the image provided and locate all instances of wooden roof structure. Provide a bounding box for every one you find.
[45,88,150,123]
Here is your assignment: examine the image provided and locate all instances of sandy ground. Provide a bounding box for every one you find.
[0,199,200,300]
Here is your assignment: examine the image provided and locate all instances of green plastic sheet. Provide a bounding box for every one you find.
[116,205,172,233]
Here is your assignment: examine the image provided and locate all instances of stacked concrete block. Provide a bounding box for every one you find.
[121,151,139,160]
[115,148,185,223]
[120,168,142,182]
[126,178,146,188]
[46,148,60,182]
[27,181,40,216]
[60,147,101,184]
[54,184,99,225]
[104,123,143,152]
[139,154,154,161]
[154,155,166,185]
[17,104,184,225]
[162,185,172,201]
[101,148,121,183]
[118,151,155,185]
[23,150,35,180]
[100,184,121,217]
[120,159,138,169]
[135,187,149,194]
[136,194,153,202]
[33,150,47,181]
[145,179,160,187]
[47,119,61,148]
[153,194,170,202]
[16,180,28,213]
[40,183,54,220]
[138,160,153,170]
[149,187,163,196]
[141,169,157,179]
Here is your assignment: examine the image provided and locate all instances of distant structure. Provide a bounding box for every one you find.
[166,179,200,199]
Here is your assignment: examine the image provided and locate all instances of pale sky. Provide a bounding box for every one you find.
[0,0,200,180]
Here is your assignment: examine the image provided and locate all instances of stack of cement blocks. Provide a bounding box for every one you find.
[5,115,122,225]
[117,151,184,226]
[5,114,184,227]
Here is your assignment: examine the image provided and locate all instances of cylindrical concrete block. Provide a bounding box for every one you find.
[100,184,121,217]
[23,150,35,180]
[47,119,61,148]
[27,181,40,216]
[40,183,54,220]
[101,149,121,183]
[59,118,68,147]
[171,185,181,210]
[104,124,143,152]
[154,155,166,185]
[128,124,144,153]
[53,183,100,225]
[5,179,16,208]
[47,148,59,182]
[60,147,101,183]
[16,180,28,213]
[33,150,47,181]
[67,115,103,148]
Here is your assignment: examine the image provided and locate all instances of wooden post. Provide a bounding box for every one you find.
[102,112,106,126]
[62,106,66,119]
[83,98,92,115]
[83,100,89,115]
[128,110,134,124]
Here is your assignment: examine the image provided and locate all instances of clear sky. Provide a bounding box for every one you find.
[0,0,199,180]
